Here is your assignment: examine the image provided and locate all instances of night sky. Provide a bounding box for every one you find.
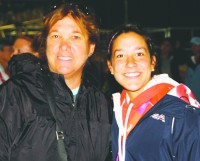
[1,0,200,29]
[89,0,200,29]
[1,0,200,44]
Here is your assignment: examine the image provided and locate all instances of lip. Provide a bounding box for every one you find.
[124,72,140,77]
[58,56,72,61]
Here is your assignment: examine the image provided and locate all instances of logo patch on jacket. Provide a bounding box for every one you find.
[150,113,165,122]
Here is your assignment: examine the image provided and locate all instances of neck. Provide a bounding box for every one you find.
[64,74,81,90]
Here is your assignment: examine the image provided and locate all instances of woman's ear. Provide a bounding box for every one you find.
[89,44,95,57]
[107,60,114,75]
[151,55,156,71]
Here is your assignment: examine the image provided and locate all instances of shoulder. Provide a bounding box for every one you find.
[79,85,113,121]
[157,95,200,118]
[155,95,200,136]
[0,66,44,104]
[8,53,42,77]
[81,84,110,104]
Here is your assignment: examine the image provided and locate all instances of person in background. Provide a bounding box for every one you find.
[0,2,111,161]
[185,36,200,102]
[157,37,173,77]
[170,38,189,83]
[107,24,200,161]
[186,37,200,68]
[0,39,13,84]
[11,35,39,57]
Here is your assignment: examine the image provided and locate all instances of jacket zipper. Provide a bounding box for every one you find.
[171,117,176,161]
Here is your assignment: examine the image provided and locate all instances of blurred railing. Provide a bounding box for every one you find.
[0,18,43,38]
[1,19,200,49]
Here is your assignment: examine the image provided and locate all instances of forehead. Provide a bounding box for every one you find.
[14,38,31,45]
[113,32,147,48]
[50,15,84,33]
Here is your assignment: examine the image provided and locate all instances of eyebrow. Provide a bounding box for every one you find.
[114,46,146,52]
[113,49,124,53]
[49,27,82,33]
[135,46,146,50]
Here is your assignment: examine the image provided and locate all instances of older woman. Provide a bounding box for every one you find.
[0,2,111,161]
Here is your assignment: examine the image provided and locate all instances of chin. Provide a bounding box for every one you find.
[56,69,70,75]
[124,84,142,91]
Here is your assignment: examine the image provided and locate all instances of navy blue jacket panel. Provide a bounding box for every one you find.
[112,95,200,161]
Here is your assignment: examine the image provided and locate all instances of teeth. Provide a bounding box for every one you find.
[58,56,72,61]
[125,73,140,77]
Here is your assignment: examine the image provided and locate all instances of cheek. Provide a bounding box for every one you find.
[46,41,59,54]
[46,40,54,49]
[46,40,51,52]
[140,59,152,68]
[78,43,88,54]
[46,46,55,61]
[112,61,124,73]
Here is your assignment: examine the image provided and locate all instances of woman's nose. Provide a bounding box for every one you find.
[126,56,136,67]
[60,39,71,51]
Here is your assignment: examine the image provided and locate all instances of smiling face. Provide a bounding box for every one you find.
[108,32,156,99]
[46,15,95,88]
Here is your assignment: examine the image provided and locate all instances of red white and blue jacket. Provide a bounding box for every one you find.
[112,74,200,161]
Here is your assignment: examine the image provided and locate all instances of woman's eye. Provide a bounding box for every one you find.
[72,35,81,40]
[52,35,59,39]
[116,54,124,58]
[115,50,125,59]
[136,52,144,56]
[48,35,59,39]
[48,33,60,39]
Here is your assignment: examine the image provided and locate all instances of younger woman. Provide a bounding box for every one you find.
[107,24,200,161]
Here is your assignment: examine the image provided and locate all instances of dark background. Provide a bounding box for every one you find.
[1,0,200,28]
[0,0,200,49]
[92,0,200,28]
